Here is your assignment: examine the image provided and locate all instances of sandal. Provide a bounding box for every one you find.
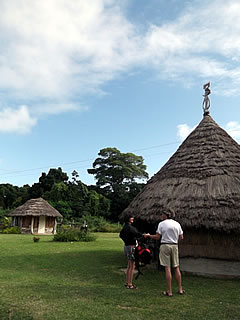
[177,290,185,295]
[126,285,138,289]
[162,291,173,297]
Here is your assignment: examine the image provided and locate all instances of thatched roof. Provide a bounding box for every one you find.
[9,198,62,218]
[122,114,240,233]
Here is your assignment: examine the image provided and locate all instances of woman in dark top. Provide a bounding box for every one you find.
[120,214,143,289]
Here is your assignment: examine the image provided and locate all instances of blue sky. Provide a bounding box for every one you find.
[1,0,240,187]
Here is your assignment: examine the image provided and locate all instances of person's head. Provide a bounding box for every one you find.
[124,214,134,224]
[162,208,175,220]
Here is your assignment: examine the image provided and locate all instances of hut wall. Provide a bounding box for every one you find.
[45,217,56,234]
[11,216,56,234]
[17,216,31,233]
[179,229,240,261]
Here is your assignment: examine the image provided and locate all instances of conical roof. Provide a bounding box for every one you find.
[122,114,240,233]
[9,197,63,217]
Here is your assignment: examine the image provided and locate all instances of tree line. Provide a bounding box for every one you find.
[0,147,149,222]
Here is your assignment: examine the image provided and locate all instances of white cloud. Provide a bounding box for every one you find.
[144,0,240,94]
[177,124,196,141]
[0,0,139,101]
[225,121,240,140]
[0,0,240,135]
[34,103,88,116]
[0,105,37,134]
[0,0,143,132]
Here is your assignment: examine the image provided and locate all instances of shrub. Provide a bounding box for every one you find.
[78,215,122,233]
[97,222,122,233]
[57,224,71,232]
[79,215,106,231]
[57,216,122,233]
[3,226,21,234]
[53,229,96,242]
[0,216,11,232]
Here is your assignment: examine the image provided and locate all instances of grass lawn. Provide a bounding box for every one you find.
[0,233,239,320]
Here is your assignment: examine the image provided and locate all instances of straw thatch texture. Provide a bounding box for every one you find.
[9,198,62,218]
[122,114,240,233]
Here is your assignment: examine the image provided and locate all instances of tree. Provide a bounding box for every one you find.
[39,168,68,192]
[0,184,20,209]
[88,147,149,193]
[88,147,149,220]
[29,167,69,199]
[71,170,79,184]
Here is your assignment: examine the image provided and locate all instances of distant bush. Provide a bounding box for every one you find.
[53,229,96,242]
[97,223,122,233]
[57,224,71,231]
[3,226,21,234]
[78,215,122,233]
[0,216,11,232]
[57,215,122,233]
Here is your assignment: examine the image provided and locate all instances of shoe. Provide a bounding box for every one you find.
[162,291,173,297]
[177,290,185,295]
[126,285,138,289]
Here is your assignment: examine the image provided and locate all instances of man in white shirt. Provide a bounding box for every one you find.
[145,209,184,297]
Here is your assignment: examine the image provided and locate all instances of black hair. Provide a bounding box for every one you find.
[124,214,134,224]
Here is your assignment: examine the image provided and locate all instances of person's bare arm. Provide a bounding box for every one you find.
[144,233,161,241]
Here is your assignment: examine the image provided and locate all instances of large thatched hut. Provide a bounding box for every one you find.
[9,198,62,235]
[122,112,240,261]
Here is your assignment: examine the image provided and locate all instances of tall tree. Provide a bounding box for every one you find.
[88,147,149,193]
[88,147,149,220]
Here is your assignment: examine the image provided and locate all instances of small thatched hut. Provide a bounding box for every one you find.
[122,113,240,261]
[9,198,62,235]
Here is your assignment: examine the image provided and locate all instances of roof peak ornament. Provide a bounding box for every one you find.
[202,82,211,116]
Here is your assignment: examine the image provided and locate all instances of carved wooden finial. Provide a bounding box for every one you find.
[202,82,211,116]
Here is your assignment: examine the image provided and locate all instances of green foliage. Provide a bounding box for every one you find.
[0,159,144,224]
[87,190,111,217]
[29,167,69,198]
[88,147,149,192]
[0,216,11,229]
[78,215,122,232]
[97,222,122,233]
[88,147,148,220]
[44,182,69,202]
[0,184,21,209]
[3,226,21,234]
[53,228,96,242]
[39,167,68,191]
[42,171,111,220]
[0,208,10,217]
[12,184,31,207]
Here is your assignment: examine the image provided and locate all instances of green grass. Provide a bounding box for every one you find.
[0,233,239,320]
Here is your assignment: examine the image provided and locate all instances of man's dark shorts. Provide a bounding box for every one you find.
[124,245,136,261]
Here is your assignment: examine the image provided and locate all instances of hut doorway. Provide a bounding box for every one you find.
[38,216,45,234]
[33,217,39,229]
